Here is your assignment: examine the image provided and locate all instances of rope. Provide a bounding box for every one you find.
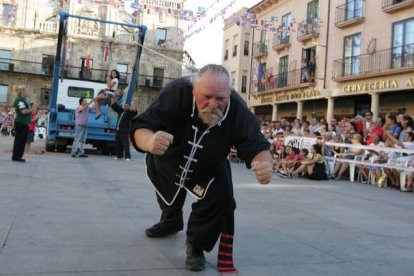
[136,42,198,75]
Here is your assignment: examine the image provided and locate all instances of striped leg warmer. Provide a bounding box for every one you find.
[217,232,238,274]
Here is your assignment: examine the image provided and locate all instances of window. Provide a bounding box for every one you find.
[40,88,50,107]
[343,33,361,76]
[307,0,319,19]
[232,35,238,57]
[345,0,363,20]
[0,84,8,103]
[79,58,93,80]
[67,86,94,99]
[230,71,236,88]
[0,49,12,71]
[281,13,292,44]
[244,33,250,56]
[2,4,11,25]
[241,70,247,93]
[224,39,229,61]
[155,28,167,47]
[392,18,414,68]
[42,54,55,75]
[278,56,289,87]
[153,67,164,87]
[116,63,128,84]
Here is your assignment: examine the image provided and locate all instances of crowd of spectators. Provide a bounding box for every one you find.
[257,111,414,192]
[0,106,15,136]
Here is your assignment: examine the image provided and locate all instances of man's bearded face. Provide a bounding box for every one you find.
[198,107,223,126]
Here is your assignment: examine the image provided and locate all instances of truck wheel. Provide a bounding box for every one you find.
[56,145,67,153]
[45,140,56,152]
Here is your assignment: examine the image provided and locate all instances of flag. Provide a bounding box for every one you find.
[65,39,72,67]
[103,44,109,62]
[86,46,91,68]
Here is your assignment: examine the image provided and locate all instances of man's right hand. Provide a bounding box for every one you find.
[147,131,174,155]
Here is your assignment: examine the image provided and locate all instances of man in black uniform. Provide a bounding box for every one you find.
[111,99,138,161]
[131,64,273,272]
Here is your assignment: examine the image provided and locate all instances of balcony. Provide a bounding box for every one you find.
[253,41,268,58]
[272,33,290,52]
[332,43,414,81]
[0,57,175,88]
[252,68,316,94]
[297,18,320,43]
[335,0,365,29]
[382,0,414,13]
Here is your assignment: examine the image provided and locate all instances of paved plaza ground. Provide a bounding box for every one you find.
[1,136,414,276]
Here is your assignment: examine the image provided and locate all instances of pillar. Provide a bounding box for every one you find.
[371,93,379,120]
[297,101,303,121]
[272,104,278,121]
[326,97,334,121]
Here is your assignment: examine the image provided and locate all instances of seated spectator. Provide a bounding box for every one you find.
[292,121,302,136]
[301,120,310,134]
[404,162,414,192]
[277,147,300,177]
[309,117,320,135]
[383,131,414,188]
[322,132,334,157]
[319,122,328,136]
[353,115,364,134]
[290,144,327,180]
[273,144,288,172]
[365,118,384,145]
[272,121,285,136]
[330,134,343,156]
[331,134,364,180]
[284,125,292,136]
[362,111,374,134]
[357,134,384,183]
[383,114,401,141]
[344,121,359,140]
[399,115,413,142]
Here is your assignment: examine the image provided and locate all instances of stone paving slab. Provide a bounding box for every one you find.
[1,136,414,275]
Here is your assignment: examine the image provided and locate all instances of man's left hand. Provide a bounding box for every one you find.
[251,161,273,185]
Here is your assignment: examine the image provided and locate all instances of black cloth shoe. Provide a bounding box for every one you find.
[185,242,206,271]
[78,154,88,157]
[12,158,26,162]
[145,222,182,238]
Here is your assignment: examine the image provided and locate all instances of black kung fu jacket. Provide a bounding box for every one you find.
[131,77,270,205]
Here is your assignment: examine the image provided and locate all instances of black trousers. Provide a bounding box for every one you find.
[12,122,29,160]
[155,161,236,252]
[115,130,130,159]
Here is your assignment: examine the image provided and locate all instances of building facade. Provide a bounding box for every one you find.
[238,0,414,121]
[222,7,252,103]
[0,0,193,113]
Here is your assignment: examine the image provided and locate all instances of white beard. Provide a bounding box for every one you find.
[198,107,223,126]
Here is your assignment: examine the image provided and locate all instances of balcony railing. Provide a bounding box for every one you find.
[297,17,320,42]
[252,67,316,93]
[335,0,365,28]
[0,58,175,88]
[332,43,414,80]
[272,33,290,51]
[253,41,268,58]
[382,0,414,13]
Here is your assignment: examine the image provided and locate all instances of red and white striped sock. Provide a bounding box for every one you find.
[217,233,238,274]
